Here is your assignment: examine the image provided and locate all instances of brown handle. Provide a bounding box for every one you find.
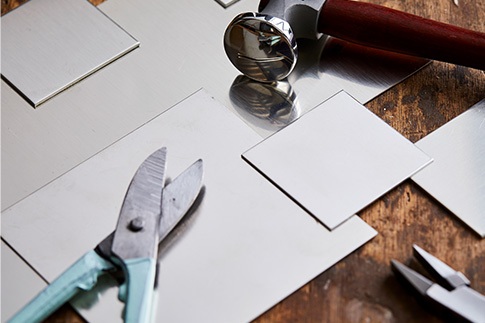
[318,0,485,70]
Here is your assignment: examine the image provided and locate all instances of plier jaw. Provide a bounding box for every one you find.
[391,245,485,323]
[412,244,470,290]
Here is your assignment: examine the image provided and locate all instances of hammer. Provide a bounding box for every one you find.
[224,0,485,82]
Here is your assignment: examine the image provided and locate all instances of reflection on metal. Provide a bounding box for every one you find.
[230,75,300,132]
[412,99,485,237]
[224,12,298,82]
[243,92,433,230]
[1,0,139,108]
[315,37,428,86]
[229,36,428,135]
[215,0,241,8]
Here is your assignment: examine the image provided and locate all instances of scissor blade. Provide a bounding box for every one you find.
[159,159,204,242]
[111,147,167,260]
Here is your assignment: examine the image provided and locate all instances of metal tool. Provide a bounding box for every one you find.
[224,0,485,82]
[8,147,204,323]
[391,244,485,323]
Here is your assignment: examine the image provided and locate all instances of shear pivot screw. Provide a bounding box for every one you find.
[129,217,145,231]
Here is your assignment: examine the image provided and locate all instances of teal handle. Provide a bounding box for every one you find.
[118,258,157,323]
[8,250,114,323]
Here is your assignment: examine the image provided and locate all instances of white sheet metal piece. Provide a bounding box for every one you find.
[243,92,433,229]
[2,90,377,322]
[412,99,485,237]
[1,241,48,322]
[1,0,139,108]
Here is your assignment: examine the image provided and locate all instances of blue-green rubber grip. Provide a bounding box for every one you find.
[118,258,156,323]
[8,250,114,323]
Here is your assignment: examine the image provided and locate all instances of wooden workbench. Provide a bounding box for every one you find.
[2,0,484,322]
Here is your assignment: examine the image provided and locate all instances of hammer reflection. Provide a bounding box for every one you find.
[229,75,300,132]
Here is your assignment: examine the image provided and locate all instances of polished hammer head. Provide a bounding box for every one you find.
[224,12,297,83]
[223,0,326,82]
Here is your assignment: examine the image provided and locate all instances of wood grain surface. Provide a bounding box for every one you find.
[2,0,484,322]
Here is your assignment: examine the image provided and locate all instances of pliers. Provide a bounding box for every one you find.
[391,244,485,323]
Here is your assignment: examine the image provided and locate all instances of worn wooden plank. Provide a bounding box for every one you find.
[2,0,484,322]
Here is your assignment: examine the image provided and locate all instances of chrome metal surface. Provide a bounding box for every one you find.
[224,12,297,82]
[223,0,326,82]
[259,0,327,40]
[229,75,300,132]
[1,0,428,210]
[1,0,139,108]
[159,159,204,242]
[243,92,432,230]
[111,148,167,261]
[229,37,428,137]
[2,90,377,323]
[411,99,485,237]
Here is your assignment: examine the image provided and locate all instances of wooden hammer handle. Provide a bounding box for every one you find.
[318,0,485,70]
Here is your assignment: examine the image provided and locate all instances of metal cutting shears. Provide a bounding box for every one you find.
[8,147,204,323]
[391,244,485,323]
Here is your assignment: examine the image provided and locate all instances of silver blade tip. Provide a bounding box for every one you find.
[391,259,433,295]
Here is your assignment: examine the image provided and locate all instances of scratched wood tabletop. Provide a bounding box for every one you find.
[2,0,484,322]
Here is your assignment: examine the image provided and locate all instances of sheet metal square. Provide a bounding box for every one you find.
[243,91,432,229]
[412,99,485,237]
[1,0,139,107]
[1,241,48,322]
[2,90,376,322]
